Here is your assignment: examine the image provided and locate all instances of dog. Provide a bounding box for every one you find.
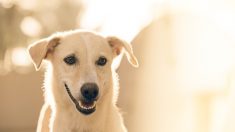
[28,30,138,132]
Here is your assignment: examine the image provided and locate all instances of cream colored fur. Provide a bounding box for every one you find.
[28,30,138,132]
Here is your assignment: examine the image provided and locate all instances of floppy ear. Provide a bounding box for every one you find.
[106,36,139,67]
[27,37,60,70]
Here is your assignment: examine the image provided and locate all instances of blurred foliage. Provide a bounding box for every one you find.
[0,4,26,60]
[0,0,83,60]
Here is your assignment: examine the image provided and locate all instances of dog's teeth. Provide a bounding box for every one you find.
[78,101,96,110]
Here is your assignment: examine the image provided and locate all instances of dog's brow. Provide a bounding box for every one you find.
[99,52,107,57]
[65,53,76,57]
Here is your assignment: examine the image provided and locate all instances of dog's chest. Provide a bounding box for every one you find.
[71,127,103,132]
[60,117,104,132]
[71,128,92,132]
[55,110,105,132]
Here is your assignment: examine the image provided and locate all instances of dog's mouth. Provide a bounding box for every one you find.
[77,100,96,114]
[64,83,97,115]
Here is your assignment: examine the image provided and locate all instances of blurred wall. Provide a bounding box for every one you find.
[118,12,235,132]
[0,71,44,132]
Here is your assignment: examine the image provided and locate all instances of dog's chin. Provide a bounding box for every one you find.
[75,100,97,115]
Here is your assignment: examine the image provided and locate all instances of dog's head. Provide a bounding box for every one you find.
[28,30,138,115]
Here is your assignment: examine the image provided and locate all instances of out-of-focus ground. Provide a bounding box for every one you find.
[1,0,235,132]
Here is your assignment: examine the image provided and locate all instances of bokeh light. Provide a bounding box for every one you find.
[11,47,31,67]
[20,16,42,37]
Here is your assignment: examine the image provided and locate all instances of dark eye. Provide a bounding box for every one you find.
[96,56,107,66]
[64,55,77,65]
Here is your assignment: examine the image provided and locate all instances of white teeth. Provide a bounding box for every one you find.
[78,101,96,110]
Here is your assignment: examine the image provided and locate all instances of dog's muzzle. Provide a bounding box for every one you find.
[64,83,98,115]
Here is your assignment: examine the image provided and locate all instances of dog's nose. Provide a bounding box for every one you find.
[81,83,99,101]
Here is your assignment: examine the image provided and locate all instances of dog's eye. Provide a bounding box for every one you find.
[64,55,77,65]
[96,56,107,66]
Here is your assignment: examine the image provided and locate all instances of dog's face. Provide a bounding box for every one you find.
[28,30,138,115]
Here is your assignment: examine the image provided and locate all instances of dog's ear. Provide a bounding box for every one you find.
[28,37,60,70]
[107,36,139,67]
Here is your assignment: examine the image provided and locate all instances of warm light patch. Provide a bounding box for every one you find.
[11,47,31,67]
[0,0,14,8]
[80,0,156,41]
[20,16,42,37]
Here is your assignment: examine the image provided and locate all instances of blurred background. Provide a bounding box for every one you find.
[1,0,235,132]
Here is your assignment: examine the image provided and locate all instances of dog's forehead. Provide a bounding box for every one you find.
[56,32,112,57]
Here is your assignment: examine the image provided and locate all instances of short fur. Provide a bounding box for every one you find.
[28,30,138,132]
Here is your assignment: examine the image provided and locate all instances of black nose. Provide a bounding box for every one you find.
[81,83,99,101]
